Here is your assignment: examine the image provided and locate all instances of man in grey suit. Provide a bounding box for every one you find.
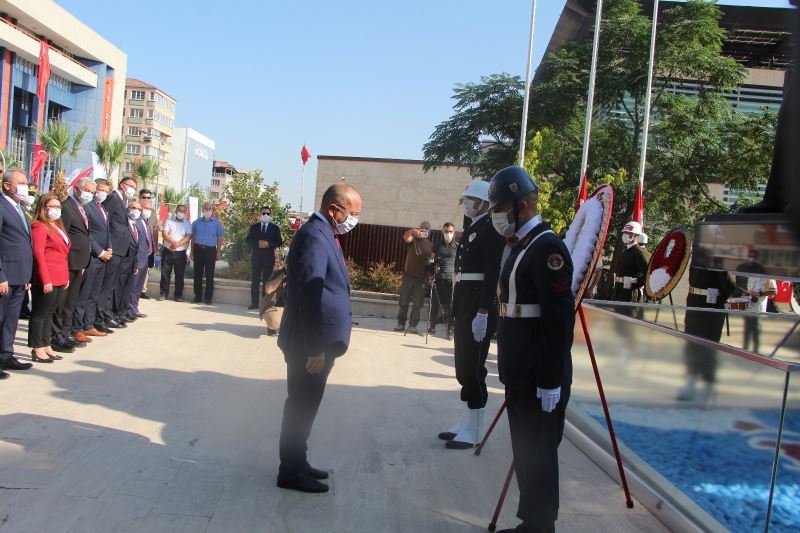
[0,169,34,379]
[127,199,153,318]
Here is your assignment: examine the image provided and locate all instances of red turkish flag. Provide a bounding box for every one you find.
[68,166,94,188]
[301,144,311,165]
[575,172,588,211]
[30,144,48,186]
[158,204,169,224]
[37,42,50,105]
[631,180,644,224]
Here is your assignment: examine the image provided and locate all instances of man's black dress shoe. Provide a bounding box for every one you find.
[106,319,126,329]
[140,292,151,300]
[305,463,329,480]
[175,297,184,302]
[65,336,86,348]
[266,329,277,337]
[276,472,328,493]
[135,312,148,318]
[124,313,137,322]
[51,342,75,354]
[0,354,33,370]
[0,369,9,379]
[95,324,114,334]
[116,316,129,324]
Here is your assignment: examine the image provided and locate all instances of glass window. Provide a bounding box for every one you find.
[129,108,144,118]
[128,126,141,136]
[126,144,140,155]
[130,89,145,100]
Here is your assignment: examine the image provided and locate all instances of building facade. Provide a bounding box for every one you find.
[0,0,126,178]
[169,127,215,192]
[315,156,472,229]
[120,78,175,191]
[210,160,238,201]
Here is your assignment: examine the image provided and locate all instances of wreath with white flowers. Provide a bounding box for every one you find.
[563,184,614,307]
[645,227,692,300]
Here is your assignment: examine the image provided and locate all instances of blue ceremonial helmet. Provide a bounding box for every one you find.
[488,166,538,211]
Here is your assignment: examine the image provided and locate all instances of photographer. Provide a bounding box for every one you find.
[394,221,433,335]
[428,222,457,339]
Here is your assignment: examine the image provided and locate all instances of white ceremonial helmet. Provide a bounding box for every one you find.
[463,179,490,201]
[622,221,643,235]
[639,233,649,244]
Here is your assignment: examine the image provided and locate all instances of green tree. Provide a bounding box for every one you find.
[186,182,212,205]
[217,170,291,267]
[423,73,524,178]
[160,186,186,208]
[38,120,87,176]
[95,137,127,185]
[130,156,160,190]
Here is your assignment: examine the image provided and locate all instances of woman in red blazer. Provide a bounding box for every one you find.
[28,193,71,363]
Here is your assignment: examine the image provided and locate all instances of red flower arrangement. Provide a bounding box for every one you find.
[645,228,692,300]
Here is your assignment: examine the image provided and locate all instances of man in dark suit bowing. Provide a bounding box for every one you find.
[246,205,282,309]
[0,169,34,378]
[52,178,95,351]
[277,182,362,493]
[102,176,137,329]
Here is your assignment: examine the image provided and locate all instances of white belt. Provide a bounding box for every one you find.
[614,275,639,284]
[499,303,541,318]
[456,273,484,282]
[689,287,708,296]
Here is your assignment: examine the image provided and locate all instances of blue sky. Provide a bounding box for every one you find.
[58,0,792,210]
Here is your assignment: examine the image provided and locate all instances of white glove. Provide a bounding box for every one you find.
[471,312,488,342]
[537,387,561,413]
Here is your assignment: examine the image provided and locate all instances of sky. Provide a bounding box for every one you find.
[57,0,793,211]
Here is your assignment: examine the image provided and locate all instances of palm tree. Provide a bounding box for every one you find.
[95,137,127,183]
[130,156,160,190]
[160,186,187,206]
[0,148,21,171]
[37,120,87,176]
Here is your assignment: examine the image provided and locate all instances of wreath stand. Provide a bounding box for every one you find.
[646,228,692,333]
[480,186,634,532]
[653,293,680,331]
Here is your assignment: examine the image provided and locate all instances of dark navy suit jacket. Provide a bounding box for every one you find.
[245,221,282,265]
[103,190,134,257]
[278,214,352,360]
[62,196,91,270]
[0,195,33,285]
[85,201,110,257]
[133,218,151,270]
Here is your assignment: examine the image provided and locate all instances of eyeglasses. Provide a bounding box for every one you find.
[335,204,360,217]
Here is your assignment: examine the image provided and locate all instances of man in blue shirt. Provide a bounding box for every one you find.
[190,202,225,304]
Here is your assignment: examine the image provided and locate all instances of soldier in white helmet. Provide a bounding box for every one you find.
[437,179,505,450]
[612,221,650,307]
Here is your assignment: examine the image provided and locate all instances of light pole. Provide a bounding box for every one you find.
[142,130,166,214]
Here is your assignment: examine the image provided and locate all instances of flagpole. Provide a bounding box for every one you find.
[518,0,537,166]
[635,0,660,222]
[300,163,306,215]
[578,0,604,191]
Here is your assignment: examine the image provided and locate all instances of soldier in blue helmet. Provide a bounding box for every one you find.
[489,166,575,533]
[437,179,505,450]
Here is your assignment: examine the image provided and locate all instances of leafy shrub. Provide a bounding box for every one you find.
[347,259,402,294]
[219,258,252,281]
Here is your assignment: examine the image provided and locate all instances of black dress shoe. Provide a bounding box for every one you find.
[175,297,184,302]
[51,342,75,354]
[305,463,329,480]
[95,324,114,334]
[0,370,9,379]
[116,316,129,324]
[135,312,148,318]
[445,439,476,450]
[31,351,54,364]
[276,472,329,493]
[266,329,277,337]
[248,304,258,310]
[106,319,126,329]
[140,292,151,300]
[437,431,457,441]
[0,354,33,370]
[124,313,137,322]
[65,336,86,348]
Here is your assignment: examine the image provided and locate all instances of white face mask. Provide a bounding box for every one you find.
[128,209,141,220]
[78,190,94,204]
[95,191,108,203]
[14,184,29,200]
[419,229,429,239]
[203,210,212,220]
[443,231,454,243]
[332,206,358,235]
[491,211,515,237]
[176,212,186,220]
[19,194,34,207]
[142,209,152,219]
[622,233,636,247]
[47,208,62,220]
[463,200,482,219]
[124,186,136,198]
[261,214,271,224]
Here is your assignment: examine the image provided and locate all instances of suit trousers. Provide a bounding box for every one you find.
[278,355,335,477]
[397,273,426,327]
[0,284,25,354]
[29,285,67,348]
[160,249,187,298]
[74,257,105,332]
[128,267,147,313]
[114,254,135,318]
[250,256,275,306]
[52,269,83,340]
[193,244,217,303]
[99,254,121,323]
[506,382,570,527]
[452,283,497,409]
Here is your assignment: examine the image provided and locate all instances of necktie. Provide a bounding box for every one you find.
[146,226,153,254]
[78,203,88,228]
[262,223,266,233]
[97,203,107,224]
[16,203,28,234]
[130,221,138,242]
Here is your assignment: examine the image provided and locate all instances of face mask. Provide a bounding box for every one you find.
[47,208,61,220]
[78,190,94,204]
[128,209,141,220]
[443,232,454,243]
[332,207,358,235]
[203,210,213,219]
[14,184,29,199]
[463,201,481,219]
[261,214,271,223]
[419,230,429,239]
[19,194,34,207]
[142,209,152,219]
[176,212,185,220]
[491,211,515,237]
[622,233,634,245]
[124,186,136,198]
[95,191,108,203]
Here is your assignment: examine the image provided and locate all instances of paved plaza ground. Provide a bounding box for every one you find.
[0,299,667,533]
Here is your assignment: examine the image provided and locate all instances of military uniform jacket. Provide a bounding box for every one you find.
[684,266,736,342]
[612,244,649,302]
[453,213,505,319]
[497,222,574,389]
